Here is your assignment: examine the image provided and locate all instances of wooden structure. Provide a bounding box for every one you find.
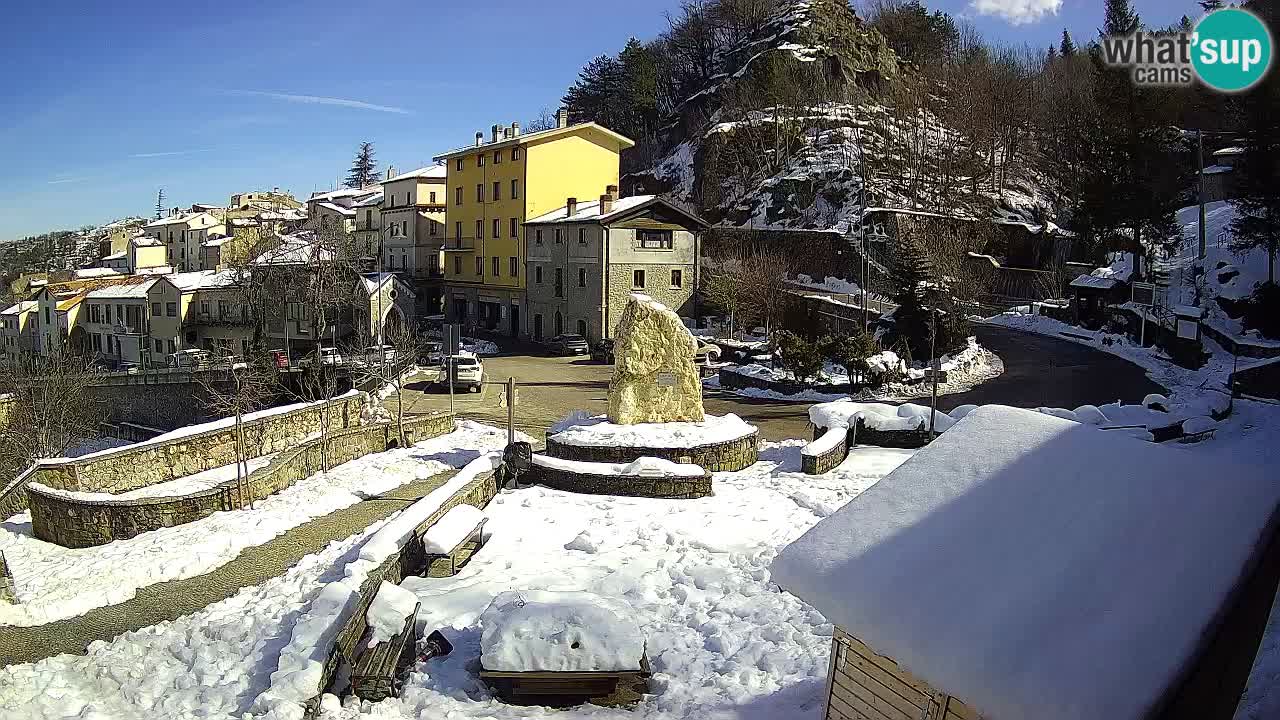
[827,627,981,720]
[351,602,421,702]
[479,654,652,707]
[423,517,487,578]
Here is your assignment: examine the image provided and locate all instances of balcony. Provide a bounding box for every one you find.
[442,238,476,252]
[190,311,247,327]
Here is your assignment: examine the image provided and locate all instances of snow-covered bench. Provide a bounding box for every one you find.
[351,582,420,702]
[421,504,488,577]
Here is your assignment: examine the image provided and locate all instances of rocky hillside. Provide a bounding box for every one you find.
[627,0,1056,232]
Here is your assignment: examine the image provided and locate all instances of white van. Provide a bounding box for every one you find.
[167,349,211,369]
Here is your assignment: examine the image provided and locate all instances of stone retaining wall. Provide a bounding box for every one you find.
[851,419,934,449]
[523,464,713,499]
[0,551,15,605]
[801,425,849,475]
[28,413,456,549]
[719,366,862,397]
[306,467,501,718]
[0,394,366,522]
[544,432,759,473]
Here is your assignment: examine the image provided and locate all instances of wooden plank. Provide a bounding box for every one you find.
[836,629,935,697]
[833,660,922,720]
[835,642,929,711]
[940,694,982,720]
[830,687,895,720]
[827,694,871,720]
[831,668,914,720]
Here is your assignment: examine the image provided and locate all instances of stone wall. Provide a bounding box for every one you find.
[801,426,849,475]
[1233,357,1280,400]
[28,413,456,549]
[307,467,500,718]
[523,464,713,499]
[719,365,863,397]
[0,551,15,605]
[544,432,758,473]
[851,418,934,449]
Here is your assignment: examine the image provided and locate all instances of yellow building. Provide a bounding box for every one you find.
[432,113,634,336]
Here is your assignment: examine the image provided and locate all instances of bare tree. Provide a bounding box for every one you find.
[0,354,106,478]
[702,252,749,337]
[740,248,793,336]
[197,356,275,508]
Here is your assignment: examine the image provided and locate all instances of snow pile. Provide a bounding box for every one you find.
[1143,393,1169,410]
[802,426,846,457]
[551,413,756,449]
[865,350,905,376]
[359,452,502,563]
[422,504,487,554]
[365,582,419,648]
[1182,416,1217,435]
[461,338,499,356]
[480,590,645,672]
[532,454,707,478]
[27,454,275,502]
[809,399,955,433]
[773,406,1279,720]
[791,273,861,295]
[0,421,511,628]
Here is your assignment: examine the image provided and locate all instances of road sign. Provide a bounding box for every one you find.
[444,324,461,357]
[1131,282,1157,307]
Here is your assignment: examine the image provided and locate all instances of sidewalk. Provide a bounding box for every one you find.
[0,470,457,668]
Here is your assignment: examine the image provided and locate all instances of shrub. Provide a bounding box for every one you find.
[772,330,825,382]
[1243,283,1280,339]
[825,331,880,382]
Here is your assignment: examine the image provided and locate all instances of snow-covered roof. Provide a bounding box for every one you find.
[134,265,175,276]
[354,192,384,208]
[360,272,397,293]
[85,279,159,299]
[526,195,652,224]
[1,301,37,315]
[166,269,240,291]
[432,122,635,161]
[383,165,447,183]
[146,211,213,228]
[1202,164,1233,174]
[1070,273,1120,290]
[315,201,356,217]
[100,251,127,261]
[131,236,163,247]
[252,233,330,266]
[771,406,1279,720]
[1213,146,1245,156]
[201,235,230,247]
[308,186,380,203]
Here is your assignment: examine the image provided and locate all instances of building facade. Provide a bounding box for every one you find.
[525,191,703,344]
[145,210,223,271]
[0,301,37,365]
[380,166,448,316]
[433,115,634,336]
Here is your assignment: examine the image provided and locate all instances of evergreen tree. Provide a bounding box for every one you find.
[1199,0,1225,11]
[344,142,378,189]
[1103,0,1139,35]
[1046,44,1058,64]
[888,235,967,358]
[1229,1,1280,285]
[1060,29,1076,57]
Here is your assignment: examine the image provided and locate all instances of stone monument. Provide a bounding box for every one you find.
[607,294,706,424]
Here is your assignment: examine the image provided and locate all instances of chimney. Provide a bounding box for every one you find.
[556,108,569,128]
[511,122,521,137]
[475,131,484,147]
[599,193,614,215]
[565,197,578,217]
[386,166,395,180]
[491,124,502,143]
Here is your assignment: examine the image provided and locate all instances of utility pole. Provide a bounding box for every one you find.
[928,304,940,438]
[506,376,516,446]
[1198,130,1207,263]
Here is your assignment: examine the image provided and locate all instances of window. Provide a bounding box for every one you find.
[511,179,519,199]
[167,339,176,354]
[429,191,437,204]
[154,338,163,353]
[492,181,500,201]
[554,268,563,298]
[554,311,563,336]
[632,269,646,288]
[535,265,543,284]
[430,221,438,236]
[104,305,111,323]
[578,227,586,244]
[578,267,586,287]
[402,220,407,236]
[671,269,683,288]
[455,221,463,242]
[509,257,518,277]
[494,150,502,164]
[475,220,483,239]
[533,313,543,340]
[577,319,587,337]
[476,154,484,167]
[199,301,209,316]
[453,255,462,274]
[45,306,51,324]
[476,184,484,203]
[492,256,500,277]
[218,300,230,320]
[638,230,674,249]
[535,229,543,245]
[554,228,562,244]
[509,217,518,238]
[455,187,463,205]
[512,147,520,161]
[165,301,176,316]
[476,257,483,276]
[456,158,463,171]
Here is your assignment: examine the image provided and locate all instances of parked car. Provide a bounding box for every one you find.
[363,345,397,365]
[546,334,590,356]
[591,338,615,363]
[419,341,443,366]
[694,341,722,366]
[317,347,345,367]
[167,349,211,369]
[437,354,484,392]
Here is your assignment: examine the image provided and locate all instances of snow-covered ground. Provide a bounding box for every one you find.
[0,421,512,627]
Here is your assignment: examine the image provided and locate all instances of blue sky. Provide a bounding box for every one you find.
[0,0,1201,241]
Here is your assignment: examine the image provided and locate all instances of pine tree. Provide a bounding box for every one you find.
[155,188,165,220]
[344,142,378,189]
[1046,44,1058,64]
[1199,0,1224,11]
[1229,3,1280,285]
[888,235,937,359]
[1060,29,1076,57]
[1103,0,1139,35]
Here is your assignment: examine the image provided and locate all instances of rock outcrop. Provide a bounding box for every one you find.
[607,294,705,424]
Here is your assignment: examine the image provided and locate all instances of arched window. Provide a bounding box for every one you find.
[554,311,563,336]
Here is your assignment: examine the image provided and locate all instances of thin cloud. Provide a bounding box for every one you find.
[130,149,216,158]
[229,90,412,115]
[969,0,1062,25]
[47,177,89,185]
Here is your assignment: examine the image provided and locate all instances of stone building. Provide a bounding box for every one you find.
[524,190,704,344]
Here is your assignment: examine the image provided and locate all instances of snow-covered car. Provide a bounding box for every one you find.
[167,349,211,369]
[317,347,344,367]
[362,345,397,364]
[438,354,484,392]
[694,342,722,366]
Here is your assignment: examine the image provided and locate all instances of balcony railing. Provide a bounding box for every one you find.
[442,238,476,251]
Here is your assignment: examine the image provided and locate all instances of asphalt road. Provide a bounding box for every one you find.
[391,325,1167,443]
